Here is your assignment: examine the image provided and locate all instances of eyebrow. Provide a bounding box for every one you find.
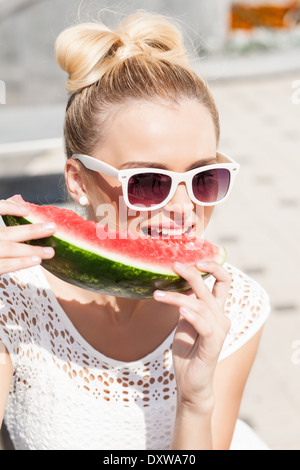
[119,157,218,171]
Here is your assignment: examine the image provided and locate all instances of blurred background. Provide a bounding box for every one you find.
[0,0,300,450]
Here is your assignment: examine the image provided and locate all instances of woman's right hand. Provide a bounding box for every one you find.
[0,198,56,276]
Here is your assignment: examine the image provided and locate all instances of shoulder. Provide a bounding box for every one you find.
[217,263,271,361]
[224,263,271,315]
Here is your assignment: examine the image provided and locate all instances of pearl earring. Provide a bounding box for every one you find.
[79,196,89,206]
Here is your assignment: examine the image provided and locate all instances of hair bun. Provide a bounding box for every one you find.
[55,12,190,93]
[55,23,121,92]
[116,12,188,61]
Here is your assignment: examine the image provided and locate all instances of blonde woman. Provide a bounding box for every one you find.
[0,12,270,450]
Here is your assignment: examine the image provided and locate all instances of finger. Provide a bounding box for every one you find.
[0,241,55,260]
[180,306,213,339]
[0,199,29,217]
[0,222,56,243]
[0,256,42,275]
[176,314,199,340]
[173,315,199,354]
[196,261,232,308]
[179,307,225,363]
[153,290,212,322]
[154,289,199,309]
[172,262,215,307]
[172,321,200,361]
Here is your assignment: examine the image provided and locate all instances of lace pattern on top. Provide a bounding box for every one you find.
[0,263,270,450]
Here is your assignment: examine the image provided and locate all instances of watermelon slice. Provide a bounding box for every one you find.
[2,196,226,299]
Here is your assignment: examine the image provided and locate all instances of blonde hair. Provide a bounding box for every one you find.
[55,12,220,158]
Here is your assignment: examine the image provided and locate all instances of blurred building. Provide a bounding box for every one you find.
[0,0,299,107]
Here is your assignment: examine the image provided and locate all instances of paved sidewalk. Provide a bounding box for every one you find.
[206,72,300,450]
[1,70,300,450]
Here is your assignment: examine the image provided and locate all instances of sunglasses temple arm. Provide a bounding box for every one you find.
[72,154,119,178]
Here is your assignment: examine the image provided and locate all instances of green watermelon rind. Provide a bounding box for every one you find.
[2,214,226,299]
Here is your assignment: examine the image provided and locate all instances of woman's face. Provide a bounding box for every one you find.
[69,100,218,239]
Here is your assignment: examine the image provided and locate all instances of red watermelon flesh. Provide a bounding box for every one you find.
[10,195,223,272]
[3,196,226,298]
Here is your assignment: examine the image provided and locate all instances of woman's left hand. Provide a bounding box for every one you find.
[154,261,232,411]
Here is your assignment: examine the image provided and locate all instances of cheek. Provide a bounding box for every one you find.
[204,207,214,229]
[192,205,214,237]
[87,174,123,220]
[94,174,123,203]
[119,211,148,234]
[88,177,147,234]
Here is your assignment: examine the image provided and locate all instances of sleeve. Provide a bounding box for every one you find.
[218,264,271,362]
[0,273,25,370]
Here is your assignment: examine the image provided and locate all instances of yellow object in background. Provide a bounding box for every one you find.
[231,1,300,30]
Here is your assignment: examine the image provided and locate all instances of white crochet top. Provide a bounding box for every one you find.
[0,263,270,450]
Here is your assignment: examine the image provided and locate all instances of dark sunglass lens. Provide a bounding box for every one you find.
[127,173,172,207]
[192,168,230,203]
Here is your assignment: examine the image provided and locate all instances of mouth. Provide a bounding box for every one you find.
[140,224,195,239]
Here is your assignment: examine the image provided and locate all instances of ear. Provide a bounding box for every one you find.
[64,159,87,204]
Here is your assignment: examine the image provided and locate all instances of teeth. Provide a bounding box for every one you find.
[161,228,186,236]
[155,227,191,237]
[141,226,193,238]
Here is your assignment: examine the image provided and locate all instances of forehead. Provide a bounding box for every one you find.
[99,100,218,170]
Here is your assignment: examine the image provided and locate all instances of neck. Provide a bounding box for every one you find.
[42,267,179,362]
[97,294,153,325]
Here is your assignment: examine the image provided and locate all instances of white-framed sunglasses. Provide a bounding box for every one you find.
[71,151,240,211]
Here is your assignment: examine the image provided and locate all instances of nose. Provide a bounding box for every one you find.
[163,182,194,220]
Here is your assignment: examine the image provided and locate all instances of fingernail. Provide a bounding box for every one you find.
[32,256,41,263]
[197,261,208,267]
[43,247,54,257]
[19,206,29,214]
[43,223,56,231]
[174,262,186,271]
[154,290,166,299]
